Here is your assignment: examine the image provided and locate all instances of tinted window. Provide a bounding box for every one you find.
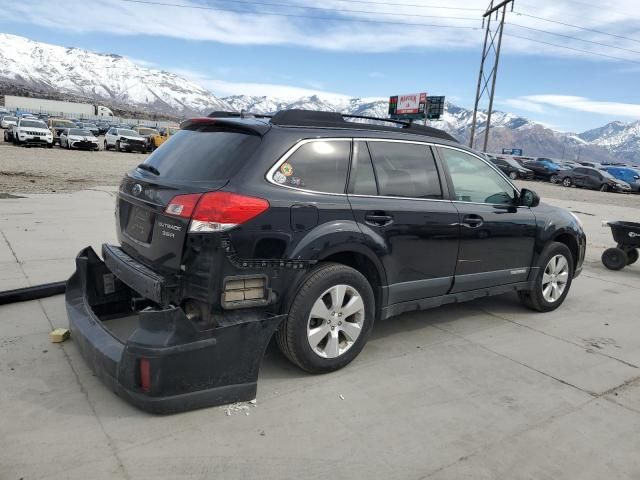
[118,129,140,137]
[575,168,588,174]
[351,142,377,196]
[272,140,350,193]
[368,142,442,199]
[440,148,515,205]
[69,129,91,136]
[143,128,261,183]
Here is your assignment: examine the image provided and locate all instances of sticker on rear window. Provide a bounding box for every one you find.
[280,163,293,177]
[274,171,287,184]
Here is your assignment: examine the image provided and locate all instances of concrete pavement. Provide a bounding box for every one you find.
[1,188,639,479]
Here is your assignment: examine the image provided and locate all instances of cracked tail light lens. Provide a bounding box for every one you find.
[165,191,269,233]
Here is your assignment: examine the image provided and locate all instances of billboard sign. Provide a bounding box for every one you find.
[389,93,427,118]
[502,148,523,156]
[426,96,445,120]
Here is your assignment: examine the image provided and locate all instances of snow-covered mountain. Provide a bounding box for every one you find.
[579,121,640,163]
[0,33,637,163]
[0,33,229,115]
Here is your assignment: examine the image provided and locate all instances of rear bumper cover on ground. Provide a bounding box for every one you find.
[65,246,285,414]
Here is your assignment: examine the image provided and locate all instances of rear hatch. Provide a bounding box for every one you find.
[116,121,264,273]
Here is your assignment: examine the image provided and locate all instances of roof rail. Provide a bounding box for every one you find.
[270,109,457,142]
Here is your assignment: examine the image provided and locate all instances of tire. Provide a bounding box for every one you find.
[519,242,574,312]
[600,184,609,192]
[47,142,53,149]
[562,177,572,187]
[601,247,627,271]
[104,141,109,151]
[509,171,518,180]
[276,262,375,373]
[626,248,639,266]
[116,140,122,152]
[550,174,558,184]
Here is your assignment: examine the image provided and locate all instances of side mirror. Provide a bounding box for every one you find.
[519,188,540,207]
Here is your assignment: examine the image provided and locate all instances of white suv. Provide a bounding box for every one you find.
[13,118,53,148]
[104,128,147,153]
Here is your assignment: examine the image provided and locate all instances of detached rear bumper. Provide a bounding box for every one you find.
[65,246,285,414]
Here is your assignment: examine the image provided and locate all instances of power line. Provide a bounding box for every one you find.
[312,0,484,11]
[505,32,640,65]
[110,0,482,28]
[220,0,480,22]
[514,11,640,45]
[509,23,640,57]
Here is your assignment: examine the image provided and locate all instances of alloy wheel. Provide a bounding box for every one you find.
[306,284,365,359]
[542,254,569,303]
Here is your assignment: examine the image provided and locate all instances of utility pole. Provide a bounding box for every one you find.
[469,0,514,152]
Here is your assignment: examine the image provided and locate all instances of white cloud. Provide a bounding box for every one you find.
[501,98,546,114]
[4,0,640,60]
[516,95,640,118]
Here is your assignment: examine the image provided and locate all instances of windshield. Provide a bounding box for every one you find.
[119,129,141,137]
[3,116,17,122]
[141,129,261,182]
[502,157,522,168]
[69,129,91,136]
[83,123,97,128]
[21,120,47,129]
[600,170,618,181]
[138,128,158,135]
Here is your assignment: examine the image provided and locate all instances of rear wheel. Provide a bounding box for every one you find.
[104,141,109,151]
[562,177,572,187]
[519,242,573,312]
[602,247,627,270]
[276,263,375,373]
[509,171,518,180]
[550,174,558,184]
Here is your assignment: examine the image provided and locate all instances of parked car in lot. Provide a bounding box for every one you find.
[66,109,586,413]
[520,158,562,181]
[12,118,53,148]
[133,126,160,152]
[75,122,100,136]
[559,166,631,192]
[150,125,179,150]
[104,127,147,152]
[59,128,100,151]
[1,115,18,130]
[602,166,640,192]
[488,155,534,180]
[47,118,77,145]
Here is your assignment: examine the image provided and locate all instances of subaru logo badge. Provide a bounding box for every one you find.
[132,184,143,196]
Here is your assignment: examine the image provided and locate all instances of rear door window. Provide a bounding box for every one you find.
[350,142,378,196]
[271,140,350,193]
[367,141,442,199]
[142,128,261,183]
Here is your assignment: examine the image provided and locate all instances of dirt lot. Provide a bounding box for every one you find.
[0,132,147,193]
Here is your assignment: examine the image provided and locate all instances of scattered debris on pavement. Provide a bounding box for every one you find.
[49,328,70,343]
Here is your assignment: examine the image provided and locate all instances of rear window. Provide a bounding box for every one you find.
[20,120,47,129]
[141,129,261,182]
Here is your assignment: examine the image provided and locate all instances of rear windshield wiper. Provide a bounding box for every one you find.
[137,163,160,176]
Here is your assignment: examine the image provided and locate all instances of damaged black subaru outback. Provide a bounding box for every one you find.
[66,110,586,413]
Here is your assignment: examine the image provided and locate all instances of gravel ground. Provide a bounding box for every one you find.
[0,131,148,193]
[1,130,639,208]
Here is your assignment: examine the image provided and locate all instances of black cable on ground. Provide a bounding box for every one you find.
[0,281,66,305]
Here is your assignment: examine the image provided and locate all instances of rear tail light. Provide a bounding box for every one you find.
[139,358,151,393]
[164,191,269,233]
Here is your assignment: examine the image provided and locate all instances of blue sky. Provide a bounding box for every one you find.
[2,0,640,132]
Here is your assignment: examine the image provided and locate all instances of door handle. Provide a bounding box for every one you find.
[365,213,393,226]
[462,214,483,228]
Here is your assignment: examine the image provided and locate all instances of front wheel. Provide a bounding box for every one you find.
[562,177,572,187]
[625,248,639,266]
[116,140,122,152]
[600,184,609,192]
[509,171,518,180]
[519,242,574,312]
[276,263,375,373]
[104,141,109,151]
